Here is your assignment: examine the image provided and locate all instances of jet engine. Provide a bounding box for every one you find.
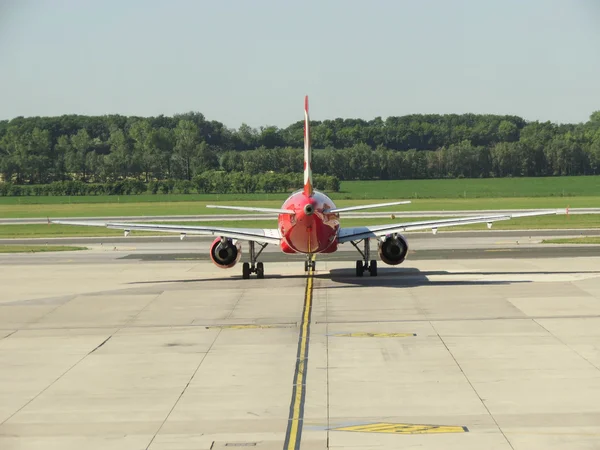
[378,234,408,265]
[210,237,242,268]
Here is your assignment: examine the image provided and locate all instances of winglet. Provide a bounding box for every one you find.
[303,95,313,197]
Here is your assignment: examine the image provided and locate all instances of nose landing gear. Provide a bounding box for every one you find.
[304,256,316,272]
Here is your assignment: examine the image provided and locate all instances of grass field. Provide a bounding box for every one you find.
[0,197,592,219]
[1,177,598,238]
[542,237,600,244]
[339,176,600,199]
[0,176,597,218]
[0,245,87,253]
[0,214,597,239]
[1,175,600,207]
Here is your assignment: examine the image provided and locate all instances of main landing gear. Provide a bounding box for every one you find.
[350,238,377,277]
[242,241,268,279]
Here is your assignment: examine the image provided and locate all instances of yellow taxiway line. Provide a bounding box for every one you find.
[283,254,315,450]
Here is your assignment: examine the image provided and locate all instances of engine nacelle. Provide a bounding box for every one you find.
[210,237,242,269]
[378,233,408,266]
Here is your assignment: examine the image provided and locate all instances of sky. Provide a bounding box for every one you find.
[1,0,599,128]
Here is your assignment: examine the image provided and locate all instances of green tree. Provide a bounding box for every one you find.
[66,129,92,181]
[173,120,201,180]
[130,120,156,181]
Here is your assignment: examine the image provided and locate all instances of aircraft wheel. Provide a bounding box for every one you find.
[242,262,250,279]
[256,262,264,279]
[355,260,364,277]
[369,260,377,277]
[311,260,316,271]
[304,260,309,272]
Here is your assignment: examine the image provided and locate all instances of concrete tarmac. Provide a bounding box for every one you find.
[1,237,600,449]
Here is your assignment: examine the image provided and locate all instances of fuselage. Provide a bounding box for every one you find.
[278,190,339,254]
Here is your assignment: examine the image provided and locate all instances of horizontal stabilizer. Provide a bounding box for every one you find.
[206,205,294,214]
[326,200,411,214]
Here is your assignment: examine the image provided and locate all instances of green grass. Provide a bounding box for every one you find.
[338,176,600,199]
[2,175,600,207]
[0,193,291,205]
[1,176,598,218]
[0,214,596,239]
[0,197,591,219]
[0,224,161,238]
[542,237,600,244]
[1,176,598,239]
[0,245,88,253]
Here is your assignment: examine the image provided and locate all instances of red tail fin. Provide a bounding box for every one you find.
[303,95,313,197]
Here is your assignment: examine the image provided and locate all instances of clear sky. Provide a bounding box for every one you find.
[1,0,599,128]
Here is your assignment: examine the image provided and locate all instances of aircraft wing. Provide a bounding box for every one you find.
[50,220,281,245]
[338,210,560,243]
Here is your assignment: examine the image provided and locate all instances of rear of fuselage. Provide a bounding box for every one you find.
[278,190,339,254]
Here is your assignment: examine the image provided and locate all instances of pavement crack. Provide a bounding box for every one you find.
[1,330,18,341]
[145,328,222,450]
[430,320,516,450]
[122,292,164,328]
[0,330,118,426]
[225,290,246,320]
[533,318,600,372]
[89,336,112,353]
[23,296,77,330]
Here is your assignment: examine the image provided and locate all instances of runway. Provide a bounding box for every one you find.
[2,235,600,449]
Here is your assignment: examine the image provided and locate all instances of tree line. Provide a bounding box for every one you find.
[0,173,340,197]
[1,110,600,186]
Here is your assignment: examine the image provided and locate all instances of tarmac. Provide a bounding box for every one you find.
[2,232,600,449]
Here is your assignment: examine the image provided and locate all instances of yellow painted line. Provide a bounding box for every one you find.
[332,422,468,434]
[283,254,315,450]
[333,332,416,338]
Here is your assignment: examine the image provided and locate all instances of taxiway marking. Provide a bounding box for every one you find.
[206,324,286,330]
[283,255,315,450]
[332,332,416,338]
[332,422,468,434]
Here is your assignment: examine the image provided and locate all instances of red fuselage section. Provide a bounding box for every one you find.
[278,190,339,254]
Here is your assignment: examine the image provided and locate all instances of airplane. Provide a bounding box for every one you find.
[52,96,558,279]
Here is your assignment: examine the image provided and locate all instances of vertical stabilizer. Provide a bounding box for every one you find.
[303,95,313,196]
